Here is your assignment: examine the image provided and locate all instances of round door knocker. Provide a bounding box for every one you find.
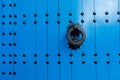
[66,23,86,50]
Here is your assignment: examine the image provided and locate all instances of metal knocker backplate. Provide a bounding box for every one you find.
[66,23,86,50]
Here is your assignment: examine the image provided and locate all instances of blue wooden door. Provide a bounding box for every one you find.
[0,0,120,80]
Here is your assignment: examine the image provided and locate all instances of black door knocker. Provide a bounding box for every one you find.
[66,23,86,50]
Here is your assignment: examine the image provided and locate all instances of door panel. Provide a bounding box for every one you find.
[0,0,120,80]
